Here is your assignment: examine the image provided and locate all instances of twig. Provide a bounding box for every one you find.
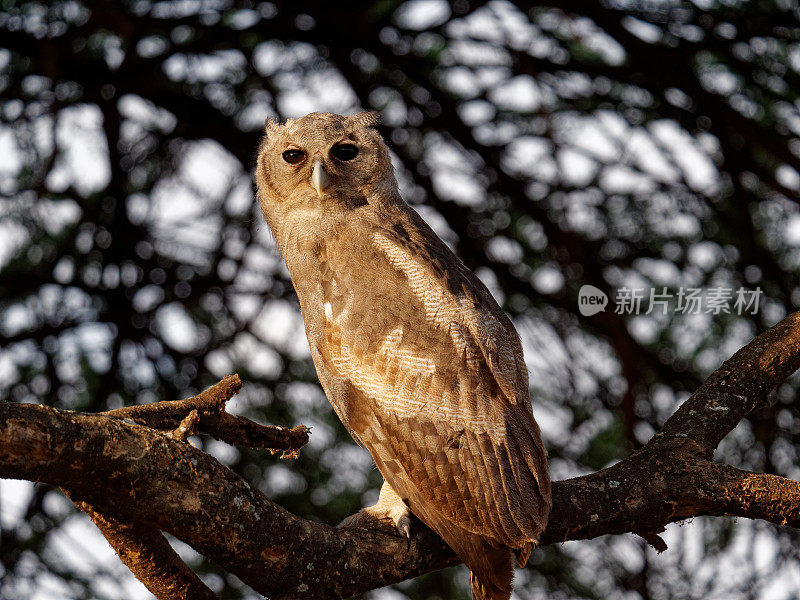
[102,374,243,425]
[103,374,310,452]
[171,409,200,442]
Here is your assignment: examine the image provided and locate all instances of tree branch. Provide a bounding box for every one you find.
[103,374,310,453]
[0,312,798,598]
[0,402,454,599]
[71,498,219,600]
[695,464,800,527]
[653,310,800,453]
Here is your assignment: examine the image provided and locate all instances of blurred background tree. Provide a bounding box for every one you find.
[1,0,799,598]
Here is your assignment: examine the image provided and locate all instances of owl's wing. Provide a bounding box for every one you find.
[314,216,550,554]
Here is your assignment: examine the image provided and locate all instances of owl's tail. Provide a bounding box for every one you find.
[408,504,516,599]
[468,546,513,600]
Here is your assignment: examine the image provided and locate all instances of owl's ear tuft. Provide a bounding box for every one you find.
[348,111,380,129]
[265,117,282,137]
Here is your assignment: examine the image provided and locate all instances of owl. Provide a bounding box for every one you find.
[256,112,551,600]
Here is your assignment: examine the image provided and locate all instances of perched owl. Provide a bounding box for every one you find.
[256,112,551,600]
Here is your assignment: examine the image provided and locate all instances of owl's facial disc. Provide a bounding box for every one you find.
[310,156,329,198]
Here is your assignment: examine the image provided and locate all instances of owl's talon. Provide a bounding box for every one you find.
[338,481,412,549]
[397,514,412,549]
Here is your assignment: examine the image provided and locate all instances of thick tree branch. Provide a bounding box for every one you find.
[0,402,454,599]
[653,310,800,453]
[541,437,800,545]
[0,312,798,598]
[544,311,800,545]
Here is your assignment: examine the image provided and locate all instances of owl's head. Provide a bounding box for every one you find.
[256,112,396,232]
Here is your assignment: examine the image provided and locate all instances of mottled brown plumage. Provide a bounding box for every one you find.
[256,112,551,599]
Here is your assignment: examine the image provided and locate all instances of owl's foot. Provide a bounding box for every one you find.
[338,481,412,544]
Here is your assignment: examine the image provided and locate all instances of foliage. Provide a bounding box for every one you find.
[1,1,799,598]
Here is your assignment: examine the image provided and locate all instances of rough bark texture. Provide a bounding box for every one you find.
[72,498,219,600]
[0,311,799,599]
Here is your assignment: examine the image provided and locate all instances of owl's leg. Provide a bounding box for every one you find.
[338,480,412,541]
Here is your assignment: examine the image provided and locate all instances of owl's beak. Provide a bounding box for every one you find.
[311,158,329,197]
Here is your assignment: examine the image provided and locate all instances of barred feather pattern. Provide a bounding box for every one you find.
[308,203,550,598]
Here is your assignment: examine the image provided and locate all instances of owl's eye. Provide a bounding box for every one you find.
[282,149,306,165]
[331,144,359,161]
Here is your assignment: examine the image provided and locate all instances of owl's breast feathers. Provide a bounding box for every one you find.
[305,202,551,584]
